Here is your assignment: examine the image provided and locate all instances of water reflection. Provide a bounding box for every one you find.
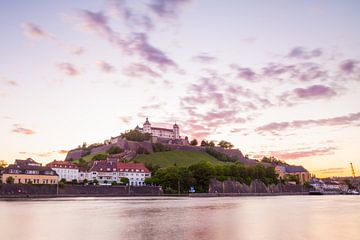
[0,196,359,240]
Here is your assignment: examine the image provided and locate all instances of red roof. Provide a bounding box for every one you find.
[89,160,117,172]
[117,162,150,173]
[46,160,78,169]
[88,160,150,173]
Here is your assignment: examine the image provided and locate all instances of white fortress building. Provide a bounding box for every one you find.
[136,117,180,139]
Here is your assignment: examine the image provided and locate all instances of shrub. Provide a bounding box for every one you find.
[152,143,170,152]
[107,146,124,155]
[137,147,149,154]
[6,176,14,184]
[111,181,117,185]
[71,179,78,184]
[92,153,109,161]
[120,177,129,185]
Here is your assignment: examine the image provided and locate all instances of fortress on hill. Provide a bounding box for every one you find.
[135,117,180,139]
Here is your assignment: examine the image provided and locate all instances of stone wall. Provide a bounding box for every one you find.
[209,179,307,194]
[0,184,163,197]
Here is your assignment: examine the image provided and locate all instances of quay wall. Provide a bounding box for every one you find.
[0,184,163,198]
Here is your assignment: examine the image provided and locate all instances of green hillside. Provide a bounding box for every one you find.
[133,150,225,168]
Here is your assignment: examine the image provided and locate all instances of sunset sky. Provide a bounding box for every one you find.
[1,0,359,177]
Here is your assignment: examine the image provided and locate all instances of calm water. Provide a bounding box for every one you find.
[0,196,359,240]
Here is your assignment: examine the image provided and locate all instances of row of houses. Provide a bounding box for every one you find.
[1,158,151,186]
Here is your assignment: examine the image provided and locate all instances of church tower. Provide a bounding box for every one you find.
[143,117,151,133]
[173,123,179,139]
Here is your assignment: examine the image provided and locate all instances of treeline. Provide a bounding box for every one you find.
[145,161,279,193]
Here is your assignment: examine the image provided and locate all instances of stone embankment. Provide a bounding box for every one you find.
[0,185,163,198]
[208,179,308,194]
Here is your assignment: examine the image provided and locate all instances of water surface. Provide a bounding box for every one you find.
[0,196,359,240]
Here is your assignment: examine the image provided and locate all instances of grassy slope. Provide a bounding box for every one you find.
[133,150,225,168]
[71,151,107,164]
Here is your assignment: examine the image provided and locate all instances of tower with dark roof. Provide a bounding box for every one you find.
[143,117,151,133]
[173,123,179,139]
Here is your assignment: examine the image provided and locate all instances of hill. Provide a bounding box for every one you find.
[132,150,226,168]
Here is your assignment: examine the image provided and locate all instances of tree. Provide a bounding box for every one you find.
[120,177,129,185]
[83,179,88,185]
[71,179,78,184]
[218,140,234,149]
[60,178,67,184]
[200,140,215,147]
[190,139,198,146]
[6,176,14,184]
[0,160,8,170]
[121,129,151,142]
[93,179,99,185]
[92,153,109,161]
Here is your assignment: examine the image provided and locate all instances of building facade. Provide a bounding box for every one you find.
[117,162,151,186]
[46,160,79,182]
[87,159,151,186]
[275,165,311,184]
[2,158,58,184]
[136,117,180,139]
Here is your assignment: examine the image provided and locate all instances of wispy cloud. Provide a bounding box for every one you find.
[123,62,161,78]
[192,53,217,64]
[288,47,322,60]
[253,147,336,160]
[148,0,194,19]
[293,85,336,99]
[119,116,133,124]
[22,22,84,55]
[12,124,36,135]
[256,112,360,134]
[97,60,115,73]
[57,63,80,76]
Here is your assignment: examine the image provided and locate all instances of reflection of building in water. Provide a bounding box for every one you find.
[136,117,180,139]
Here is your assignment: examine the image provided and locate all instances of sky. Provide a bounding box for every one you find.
[0,0,359,177]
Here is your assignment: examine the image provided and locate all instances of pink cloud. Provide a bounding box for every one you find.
[12,124,36,135]
[57,63,79,76]
[293,84,336,99]
[77,10,114,39]
[22,22,51,40]
[288,47,322,60]
[254,147,336,160]
[108,0,154,31]
[256,112,360,134]
[97,61,115,73]
[148,0,193,18]
[129,33,177,70]
[123,63,161,78]
[339,59,357,74]
[230,64,256,81]
[192,54,217,64]
[119,116,132,124]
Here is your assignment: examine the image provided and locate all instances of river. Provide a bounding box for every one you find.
[0,196,359,240]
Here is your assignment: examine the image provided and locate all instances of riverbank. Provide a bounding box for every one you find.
[0,184,163,198]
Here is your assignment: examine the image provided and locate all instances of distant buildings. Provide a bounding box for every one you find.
[1,158,58,184]
[275,165,311,184]
[46,160,79,182]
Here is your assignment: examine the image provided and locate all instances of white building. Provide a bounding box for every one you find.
[117,162,151,186]
[46,160,79,182]
[87,160,151,186]
[136,117,180,139]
